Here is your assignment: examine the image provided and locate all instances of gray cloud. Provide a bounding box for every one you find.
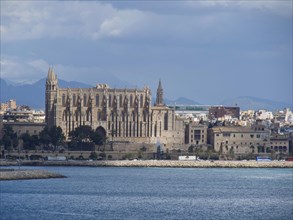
[1,1,292,104]
[2,1,291,42]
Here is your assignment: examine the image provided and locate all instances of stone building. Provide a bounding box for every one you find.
[45,68,184,148]
[208,126,270,156]
[185,123,207,145]
[3,122,46,137]
[269,135,290,155]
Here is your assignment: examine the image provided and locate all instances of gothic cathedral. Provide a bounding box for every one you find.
[45,68,184,148]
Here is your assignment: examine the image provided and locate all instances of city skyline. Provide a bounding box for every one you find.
[1,1,292,105]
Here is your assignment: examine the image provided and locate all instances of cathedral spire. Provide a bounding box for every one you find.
[47,66,56,81]
[46,66,58,91]
[155,79,164,106]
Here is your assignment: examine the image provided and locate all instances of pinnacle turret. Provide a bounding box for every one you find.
[46,66,58,90]
[47,66,57,81]
[155,79,164,106]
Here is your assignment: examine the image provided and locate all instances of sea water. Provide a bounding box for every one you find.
[1,167,292,220]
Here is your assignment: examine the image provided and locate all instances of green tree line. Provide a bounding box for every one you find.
[0,125,106,152]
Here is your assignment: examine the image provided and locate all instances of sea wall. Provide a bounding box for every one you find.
[1,160,293,168]
[0,169,66,181]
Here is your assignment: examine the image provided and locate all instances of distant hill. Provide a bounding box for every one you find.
[0,78,92,109]
[165,97,201,105]
[220,96,291,111]
[1,78,290,111]
[1,77,203,109]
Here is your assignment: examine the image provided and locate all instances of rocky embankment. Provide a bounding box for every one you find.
[0,169,66,181]
[94,160,293,168]
[1,160,293,168]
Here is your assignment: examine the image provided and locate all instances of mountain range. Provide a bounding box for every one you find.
[0,78,291,111]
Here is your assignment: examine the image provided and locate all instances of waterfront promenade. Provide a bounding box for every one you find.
[1,160,293,168]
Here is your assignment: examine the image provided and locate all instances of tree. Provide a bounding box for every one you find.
[91,128,106,146]
[21,133,37,150]
[39,126,51,150]
[70,126,92,141]
[69,125,94,151]
[38,126,65,151]
[49,126,65,151]
[229,147,235,160]
[68,126,107,151]
[91,131,105,146]
[89,151,98,160]
[206,145,214,160]
[2,125,18,151]
[2,135,13,151]
[12,136,19,149]
[188,145,194,154]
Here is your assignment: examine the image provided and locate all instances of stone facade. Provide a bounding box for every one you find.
[185,123,207,145]
[4,122,46,137]
[45,68,184,148]
[269,135,290,155]
[208,126,270,155]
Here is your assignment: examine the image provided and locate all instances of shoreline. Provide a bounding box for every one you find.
[1,160,293,168]
[0,169,66,181]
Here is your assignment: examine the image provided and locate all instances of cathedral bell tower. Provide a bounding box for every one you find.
[45,67,58,128]
[155,79,164,106]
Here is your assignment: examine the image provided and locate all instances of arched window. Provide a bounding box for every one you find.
[62,94,66,106]
[132,111,136,121]
[98,110,101,120]
[140,95,144,108]
[83,94,87,107]
[96,94,99,107]
[73,94,76,106]
[120,94,123,107]
[130,95,133,107]
[109,94,112,107]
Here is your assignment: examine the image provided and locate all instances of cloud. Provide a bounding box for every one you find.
[93,9,149,40]
[0,55,133,88]
[1,1,152,42]
[2,1,290,43]
[185,0,292,17]
[0,55,48,83]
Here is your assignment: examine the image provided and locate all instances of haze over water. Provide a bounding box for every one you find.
[1,167,293,219]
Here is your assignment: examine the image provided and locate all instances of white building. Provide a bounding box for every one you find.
[255,110,274,120]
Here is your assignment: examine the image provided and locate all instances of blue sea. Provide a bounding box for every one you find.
[1,167,293,220]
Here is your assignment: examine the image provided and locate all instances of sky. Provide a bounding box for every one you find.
[1,0,292,105]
